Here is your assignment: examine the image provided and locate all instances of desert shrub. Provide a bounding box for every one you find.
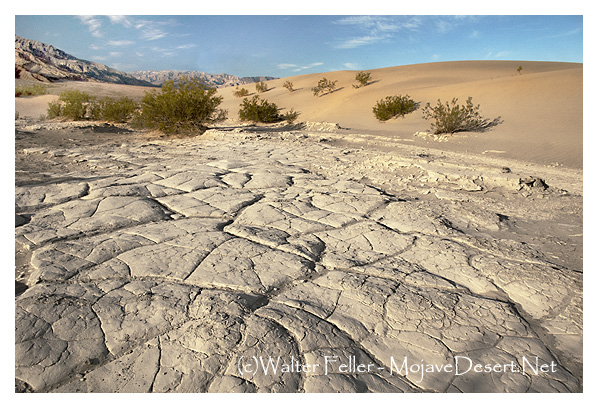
[422,97,500,134]
[353,71,372,88]
[95,96,138,123]
[517,65,523,74]
[372,95,417,121]
[255,81,268,93]
[46,100,62,119]
[283,80,294,92]
[134,76,226,134]
[58,90,95,120]
[312,78,338,96]
[238,95,281,123]
[282,109,300,124]
[233,86,250,97]
[15,83,48,97]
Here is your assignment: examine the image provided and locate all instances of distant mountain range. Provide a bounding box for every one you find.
[15,35,276,88]
[15,36,153,86]
[129,70,277,88]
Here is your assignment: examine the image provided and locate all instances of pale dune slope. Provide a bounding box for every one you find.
[219,61,582,168]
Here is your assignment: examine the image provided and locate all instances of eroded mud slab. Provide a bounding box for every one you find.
[15,125,582,392]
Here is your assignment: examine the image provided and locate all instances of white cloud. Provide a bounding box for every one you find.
[107,40,134,46]
[107,15,133,27]
[337,35,387,49]
[333,16,422,49]
[107,15,175,41]
[277,62,324,72]
[77,15,103,38]
[343,62,359,70]
[485,50,510,59]
[435,19,454,34]
[134,19,169,41]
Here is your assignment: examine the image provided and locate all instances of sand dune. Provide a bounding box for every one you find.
[219,61,582,168]
[15,60,582,168]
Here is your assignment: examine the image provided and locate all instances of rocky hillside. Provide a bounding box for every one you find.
[15,36,154,86]
[128,70,277,88]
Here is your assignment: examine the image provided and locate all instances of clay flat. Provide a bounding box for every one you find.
[14,61,583,393]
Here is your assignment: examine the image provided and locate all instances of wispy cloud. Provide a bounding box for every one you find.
[107,15,134,27]
[151,46,176,58]
[134,19,169,41]
[277,62,324,72]
[333,16,422,49]
[485,50,510,59]
[435,19,454,34]
[343,62,360,70]
[106,15,176,41]
[77,15,103,38]
[546,27,581,39]
[107,40,134,46]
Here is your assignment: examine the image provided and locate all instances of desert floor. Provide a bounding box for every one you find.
[14,61,582,392]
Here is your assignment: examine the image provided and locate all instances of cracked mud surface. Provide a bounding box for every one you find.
[15,122,582,392]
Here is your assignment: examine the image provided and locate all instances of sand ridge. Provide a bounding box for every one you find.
[217,60,582,168]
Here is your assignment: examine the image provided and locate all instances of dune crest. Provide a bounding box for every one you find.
[219,60,582,168]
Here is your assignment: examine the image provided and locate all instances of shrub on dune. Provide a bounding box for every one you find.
[312,78,338,96]
[238,95,281,123]
[233,86,250,97]
[255,81,268,93]
[282,109,300,124]
[422,97,501,134]
[353,71,372,88]
[133,76,226,134]
[283,80,294,92]
[372,95,417,121]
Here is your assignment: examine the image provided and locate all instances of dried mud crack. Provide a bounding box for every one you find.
[15,122,582,392]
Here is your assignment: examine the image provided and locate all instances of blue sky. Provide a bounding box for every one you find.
[15,14,583,78]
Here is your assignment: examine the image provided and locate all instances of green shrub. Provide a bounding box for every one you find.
[312,78,338,96]
[15,83,48,97]
[255,81,268,93]
[58,90,95,120]
[282,109,300,124]
[238,95,281,123]
[47,91,138,123]
[353,71,372,88]
[233,86,250,97]
[283,80,294,92]
[135,76,226,134]
[372,95,417,121]
[46,100,62,119]
[95,96,138,123]
[422,97,500,134]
